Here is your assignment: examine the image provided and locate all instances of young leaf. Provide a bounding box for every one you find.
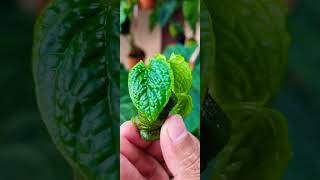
[212,105,292,180]
[128,57,173,121]
[168,53,192,94]
[171,93,193,117]
[32,0,120,179]
[184,63,201,133]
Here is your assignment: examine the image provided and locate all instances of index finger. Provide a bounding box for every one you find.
[120,121,153,149]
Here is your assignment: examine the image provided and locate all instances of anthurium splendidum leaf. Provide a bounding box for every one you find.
[168,53,192,94]
[32,0,120,179]
[128,56,173,121]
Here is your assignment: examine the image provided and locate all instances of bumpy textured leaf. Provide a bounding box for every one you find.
[204,0,290,106]
[212,105,292,180]
[168,53,192,94]
[32,0,120,179]
[171,93,192,117]
[128,56,173,121]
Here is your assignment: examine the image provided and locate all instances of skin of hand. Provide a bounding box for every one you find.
[120,115,200,180]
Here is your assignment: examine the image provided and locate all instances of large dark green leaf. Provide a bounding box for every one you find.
[212,105,292,180]
[205,0,290,106]
[32,0,120,179]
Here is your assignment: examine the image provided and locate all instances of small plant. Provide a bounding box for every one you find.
[128,54,193,140]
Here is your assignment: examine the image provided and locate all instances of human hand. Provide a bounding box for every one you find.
[120,115,200,180]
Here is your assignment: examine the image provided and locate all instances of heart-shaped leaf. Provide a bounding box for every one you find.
[168,53,192,94]
[32,0,120,179]
[128,55,173,121]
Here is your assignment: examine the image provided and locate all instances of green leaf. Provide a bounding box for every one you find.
[120,64,136,124]
[183,0,199,32]
[171,93,192,117]
[199,0,216,103]
[128,56,173,121]
[168,53,192,94]
[204,0,290,106]
[184,89,200,133]
[164,43,198,63]
[32,0,120,179]
[212,105,292,180]
[184,62,201,133]
[120,1,127,26]
[149,0,177,30]
[192,62,200,93]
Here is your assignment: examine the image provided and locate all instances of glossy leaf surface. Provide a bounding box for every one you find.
[171,93,193,117]
[32,0,120,179]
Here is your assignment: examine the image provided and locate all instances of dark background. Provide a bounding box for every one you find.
[0,0,319,179]
[0,1,72,179]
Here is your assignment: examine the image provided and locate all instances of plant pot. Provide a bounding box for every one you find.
[127,48,146,69]
[128,57,141,69]
[139,0,156,10]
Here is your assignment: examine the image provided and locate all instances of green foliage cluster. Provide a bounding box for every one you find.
[150,0,199,32]
[128,54,193,140]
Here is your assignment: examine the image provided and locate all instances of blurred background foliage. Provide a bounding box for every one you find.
[0,0,319,179]
[274,0,320,179]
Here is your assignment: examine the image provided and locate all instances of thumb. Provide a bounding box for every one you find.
[160,115,200,180]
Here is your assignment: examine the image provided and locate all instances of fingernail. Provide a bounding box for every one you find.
[167,115,188,143]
